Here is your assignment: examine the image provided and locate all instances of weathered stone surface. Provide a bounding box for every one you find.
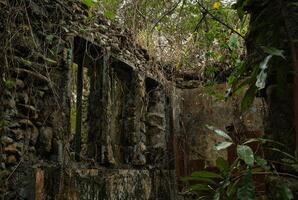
[38,127,53,153]
[0,0,177,198]
[29,125,39,145]
[132,142,147,165]
[34,168,170,200]
[3,98,16,108]
[107,170,151,200]
[12,129,25,141]
[4,143,20,155]
[6,155,17,164]
[1,136,14,145]
[180,85,265,169]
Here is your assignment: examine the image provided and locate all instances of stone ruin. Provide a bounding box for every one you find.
[0,0,266,199]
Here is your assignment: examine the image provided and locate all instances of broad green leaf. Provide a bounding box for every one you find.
[237,145,254,166]
[241,84,257,112]
[206,125,232,141]
[191,171,222,179]
[189,184,211,192]
[261,46,286,59]
[237,170,255,200]
[216,157,229,173]
[215,141,233,151]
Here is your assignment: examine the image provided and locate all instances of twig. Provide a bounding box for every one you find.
[11,68,51,84]
[196,1,245,39]
[150,0,182,32]
[193,12,207,32]
[6,160,22,181]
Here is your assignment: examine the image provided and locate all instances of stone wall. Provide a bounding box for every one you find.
[0,0,177,199]
[176,84,265,183]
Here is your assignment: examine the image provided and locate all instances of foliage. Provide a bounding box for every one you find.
[84,0,247,80]
[227,0,298,111]
[182,126,298,199]
[80,0,297,111]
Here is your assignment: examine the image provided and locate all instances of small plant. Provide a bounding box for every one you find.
[182,125,296,200]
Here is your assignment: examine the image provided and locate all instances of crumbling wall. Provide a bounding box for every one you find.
[0,0,178,199]
[177,84,265,181]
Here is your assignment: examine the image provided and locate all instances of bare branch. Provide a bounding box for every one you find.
[197,1,245,39]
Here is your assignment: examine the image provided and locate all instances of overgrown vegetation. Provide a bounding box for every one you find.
[1,0,297,198]
[182,126,298,199]
[84,0,247,81]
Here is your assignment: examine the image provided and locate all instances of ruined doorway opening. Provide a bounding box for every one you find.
[110,60,133,165]
[71,37,101,161]
[71,37,135,165]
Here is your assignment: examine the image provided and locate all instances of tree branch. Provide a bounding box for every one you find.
[196,1,245,39]
[150,0,182,32]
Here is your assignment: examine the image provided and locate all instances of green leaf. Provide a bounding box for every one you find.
[181,176,216,184]
[290,164,298,173]
[216,157,229,173]
[261,46,286,59]
[266,147,295,159]
[189,184,212,192]
[237,145,254,166]
[228,33,239,49]
[83,0,94,7]
[278,184,294,200]
[215,141,233,151]
[4,79,16,90]
[258,138,285,146]
[191,171,222,179]
[237,170,255,200]
[213,192,220,200]
[243,138,260,145]
[241,84,257,112]
[281,158,295,164]
[206,125,232,141]
[227,179,239,197]
[104,10,115,20]
[255,156,269,170]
